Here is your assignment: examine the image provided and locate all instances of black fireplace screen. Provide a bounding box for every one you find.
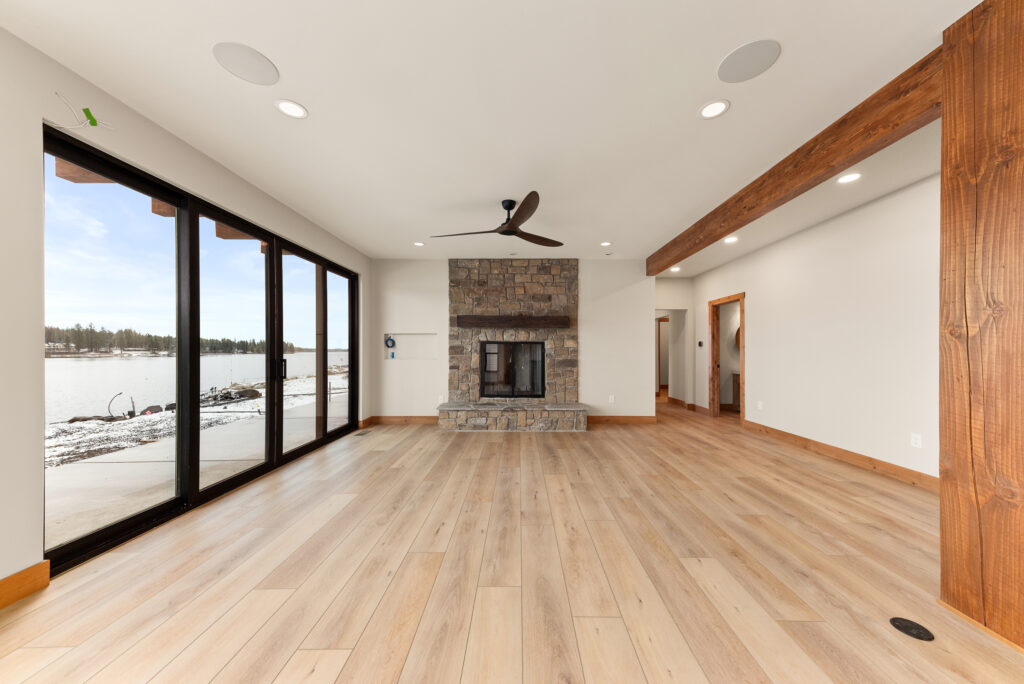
[480,341,545,398]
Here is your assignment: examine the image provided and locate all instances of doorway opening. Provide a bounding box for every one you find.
[709,293,744,421]
[656,316,669,400]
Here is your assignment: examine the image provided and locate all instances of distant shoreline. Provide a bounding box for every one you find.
[45,349,349,359]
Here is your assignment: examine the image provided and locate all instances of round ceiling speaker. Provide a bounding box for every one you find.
[212,42,280,85]
[718,40,782,83]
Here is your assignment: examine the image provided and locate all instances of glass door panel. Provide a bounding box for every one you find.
[326,272,350,431]
[281,253,320,452]
[198,215,269,488]
[43,154,178,550]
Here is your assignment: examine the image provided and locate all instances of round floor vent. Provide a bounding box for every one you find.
[890,617,935,641]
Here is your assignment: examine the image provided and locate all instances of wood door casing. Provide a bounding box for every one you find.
[708,293,745,422]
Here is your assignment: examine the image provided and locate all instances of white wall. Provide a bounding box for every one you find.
[655,278,693,310]
[369,260,449,416]
[579,260,656,416]
[0,29,371,580]
[691,176,940,476]
[718,301,741,404]
[667,310,690,404]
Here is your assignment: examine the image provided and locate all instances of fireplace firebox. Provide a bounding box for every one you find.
[479,341,545,398]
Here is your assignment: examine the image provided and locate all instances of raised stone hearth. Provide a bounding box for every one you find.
[437,402,587,432]
[441,258,585,431]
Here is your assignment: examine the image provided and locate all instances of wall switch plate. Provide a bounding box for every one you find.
[910,433,922,448]
[756,400,764,411]
[608,394,615,404]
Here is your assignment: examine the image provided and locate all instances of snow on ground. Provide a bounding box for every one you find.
[45,375,347,467]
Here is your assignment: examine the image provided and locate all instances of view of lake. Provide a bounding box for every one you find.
[45,350,348,423]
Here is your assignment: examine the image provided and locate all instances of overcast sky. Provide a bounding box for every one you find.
[44,154,349,349]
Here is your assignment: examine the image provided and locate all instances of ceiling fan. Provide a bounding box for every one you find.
[431,191,563,247]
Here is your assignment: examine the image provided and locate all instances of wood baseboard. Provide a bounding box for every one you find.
[692,405,709,415]
[359,416,439,428]
[743,420,939,493]
[589,415,658,425]
[939,600,1024,654]
[0,560,49,610]
[666,397,687,408]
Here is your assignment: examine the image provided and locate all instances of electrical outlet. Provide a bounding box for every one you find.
[910,433,922,448]
[608,394,615,404]
[756,400,764,411]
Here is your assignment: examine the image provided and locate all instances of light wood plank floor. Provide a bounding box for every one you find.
[3,404,1024,683]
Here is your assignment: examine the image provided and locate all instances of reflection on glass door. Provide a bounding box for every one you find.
[282,253,320,452]
[43,154,178,550]
[326,272,350,431]
[198,215,268,488]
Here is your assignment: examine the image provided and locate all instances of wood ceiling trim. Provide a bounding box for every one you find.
[645,46,943,276]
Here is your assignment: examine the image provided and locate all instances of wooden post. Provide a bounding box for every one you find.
[940,0,1024,649]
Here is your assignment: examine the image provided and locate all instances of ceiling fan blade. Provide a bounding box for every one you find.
[508,190,539,227]
[430,227,502,238]
[514,229,563,247]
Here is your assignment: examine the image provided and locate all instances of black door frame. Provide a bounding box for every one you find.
[43,126,360,574]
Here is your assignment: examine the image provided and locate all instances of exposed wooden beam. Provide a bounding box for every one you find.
[940,0,1024,650]
[645,47,943,276]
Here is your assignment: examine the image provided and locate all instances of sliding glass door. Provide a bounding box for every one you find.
[281,252,321,452]
[326,271,351,431]
[198,214,269,489]
[43,153,180,551]
[43,127,359,574]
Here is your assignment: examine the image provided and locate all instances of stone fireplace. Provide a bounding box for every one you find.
[438,258,586,431]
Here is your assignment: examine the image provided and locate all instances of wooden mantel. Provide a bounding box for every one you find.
[455,315,570,329]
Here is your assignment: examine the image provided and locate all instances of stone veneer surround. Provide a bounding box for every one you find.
[440,258,585,431]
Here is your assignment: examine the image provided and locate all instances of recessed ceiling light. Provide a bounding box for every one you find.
[413,241,424,247]
[600,241,612,247]
[724,236,738,244]
[212,42,279,85]
[670,266,681,272]
[700,100,730,119]
[837,172,862,184]
[718,40,782,83]
[276,100,308,119]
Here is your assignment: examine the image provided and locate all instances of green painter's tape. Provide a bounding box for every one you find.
[82,108,98,126]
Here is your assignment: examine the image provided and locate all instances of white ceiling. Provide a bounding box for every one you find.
[0,1,973,262]
[661,119,941,278]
